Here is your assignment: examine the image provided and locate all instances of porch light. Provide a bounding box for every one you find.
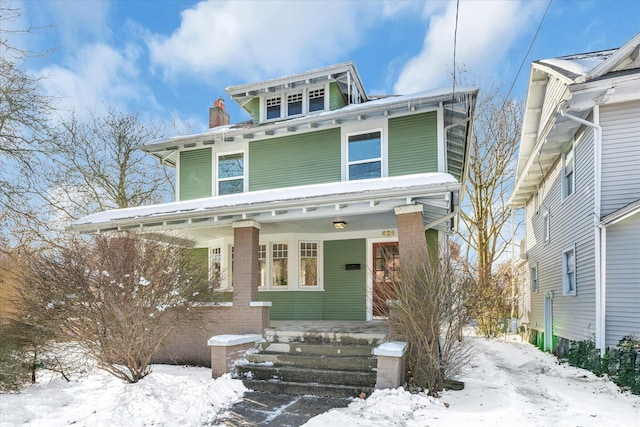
[333,221,347,229]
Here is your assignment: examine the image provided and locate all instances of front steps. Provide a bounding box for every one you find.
[236,326,386,398]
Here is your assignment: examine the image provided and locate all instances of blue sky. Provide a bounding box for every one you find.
[12,0,640,135]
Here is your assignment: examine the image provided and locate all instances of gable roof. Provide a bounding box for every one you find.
[509,33,640,207]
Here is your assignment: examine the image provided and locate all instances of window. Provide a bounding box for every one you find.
[211,247,222,286]
[308,88,325,112]
[530,264,538,293]
[218,152,244,195]
[266,97,281,120]
[562,245,576,295]
[299,242,318,286]
[272,243,288,287]
[287,93,302,116]
[258,244,266,288]
[542,210,550,243]
[348,131,382,180]
[563,144,575,199]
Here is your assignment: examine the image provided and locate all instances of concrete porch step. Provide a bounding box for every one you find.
[237,364,377,387]
[264,329,385,346]
[258,341,376,357]
[242,379,375,399]
[247,352,376,371]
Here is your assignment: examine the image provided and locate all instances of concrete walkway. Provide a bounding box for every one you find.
[217,391,351,426]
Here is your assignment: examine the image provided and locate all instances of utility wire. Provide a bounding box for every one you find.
[504,0,553,102]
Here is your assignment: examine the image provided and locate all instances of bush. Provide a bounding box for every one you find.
[562,336,640,395]
[0,326,28,392]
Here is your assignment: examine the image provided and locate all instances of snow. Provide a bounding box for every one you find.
[373,341,407,357]
[1,335,638,426]
[539,58,606,77]
[71,172,458,228]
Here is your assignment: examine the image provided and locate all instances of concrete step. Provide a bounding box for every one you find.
[258,342,375,357]
[237,364,376,387]
[247,353,376,371]
[264,329,384,346]
[242,379,375,399]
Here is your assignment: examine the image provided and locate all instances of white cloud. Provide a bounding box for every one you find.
[394,0,545,94]
[38,42,159,115]
[147,0,379,82]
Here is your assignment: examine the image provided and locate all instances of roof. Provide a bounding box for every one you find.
[70,173,461,238]
[599,199,640,227]
[509,33,640,207]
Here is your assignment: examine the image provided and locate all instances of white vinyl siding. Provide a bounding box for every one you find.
[605,213,640,347]
[526,125,596,342]
[600,101,640,216]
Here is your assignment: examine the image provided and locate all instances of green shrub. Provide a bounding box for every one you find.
[562,336,639,395]
[0,327,28,392]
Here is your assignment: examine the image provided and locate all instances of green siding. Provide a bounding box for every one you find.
[179,148,212,200]
[323,239,367,320]
[246,98,260,125]
[249,128,341,191]
[258,291,324,320]
[388,111,438,176]
[329,82,346,110]
[191,247,209,268]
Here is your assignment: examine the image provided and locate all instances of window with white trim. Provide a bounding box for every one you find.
[217,152,244,195]
[287,93,302,116]
[272,243,288,287]
[266,96,281,120]
[563,143,575,199]
[308,88,325,112]
[211,247,222,287]
[299,242,318,286]
[562,245,576,295]
[348,131,382,180]
[542,210,550,243]
[530,264,538,293]
[258,244,266,288]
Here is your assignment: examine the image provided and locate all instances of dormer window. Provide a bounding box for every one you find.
[309,88,325,112]
[287,93,303,116]
[266,97,281,120]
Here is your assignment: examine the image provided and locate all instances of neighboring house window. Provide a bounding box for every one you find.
[299,242,318,286]
[562,245,576,295]
[287,93,303,116]
[217,152,244,195]
[308,88,325,112]
[258,244,266,288]
[530,264,538,293]
[542,210,550,243]
[348,131,382,180]
[266,96,281,120]
[272,243,288,287]
[211,247,221,287]
[563,143,575,199]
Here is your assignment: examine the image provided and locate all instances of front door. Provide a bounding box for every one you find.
[372,242,400,317]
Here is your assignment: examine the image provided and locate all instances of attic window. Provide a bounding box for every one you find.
[287,93,303,116]
[266,97,281,120]
[309,88,325,112]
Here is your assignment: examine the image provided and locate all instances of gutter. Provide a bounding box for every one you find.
[559,105,605,354]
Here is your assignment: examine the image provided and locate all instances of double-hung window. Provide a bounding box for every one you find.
[299,242,318,286]
[562,245,576,295]
[287,93,302,116]
[258,244,266,288]
[266,97,281,120]
[530,264,538,293]
[542,210,550,243]
[308,88,325,112]
[272,243,288,287]
[217,152,244,195]
[211,247,222,287]
[563,144,575,199]
[348,131,382,180]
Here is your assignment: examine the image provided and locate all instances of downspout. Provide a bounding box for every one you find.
[559,105,605,354]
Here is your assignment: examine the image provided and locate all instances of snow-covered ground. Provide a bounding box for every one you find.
[1,335,638,426]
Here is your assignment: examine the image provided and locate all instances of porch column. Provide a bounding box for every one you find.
[232,220,260,307]
[394,205,428,264]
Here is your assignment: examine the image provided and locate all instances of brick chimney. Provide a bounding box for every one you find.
[209,97,230,128]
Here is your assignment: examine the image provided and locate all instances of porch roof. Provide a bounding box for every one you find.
[70,173,460,237]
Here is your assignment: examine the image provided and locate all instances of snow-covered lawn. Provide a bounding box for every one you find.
[1,335,638,426]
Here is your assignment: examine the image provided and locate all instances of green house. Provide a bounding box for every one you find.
[73,62,477,323]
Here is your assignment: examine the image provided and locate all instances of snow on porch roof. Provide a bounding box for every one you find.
[70,173,460,233]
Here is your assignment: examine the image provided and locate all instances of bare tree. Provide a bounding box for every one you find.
[379,243,474,396]
[18,235,217,383]
[458,85,523,336]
